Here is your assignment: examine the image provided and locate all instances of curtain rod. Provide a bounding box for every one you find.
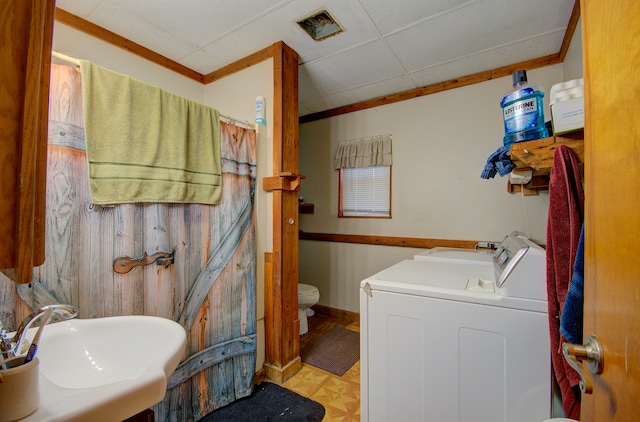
[219,114,255,130]
[52,51,80,66]
[51,51,256,131]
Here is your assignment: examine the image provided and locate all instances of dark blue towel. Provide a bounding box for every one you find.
[560,224,584,344]
[481,146,515,179]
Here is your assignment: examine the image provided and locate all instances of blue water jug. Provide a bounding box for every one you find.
[500,70,548,147]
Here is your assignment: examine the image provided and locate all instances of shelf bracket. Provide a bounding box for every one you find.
[262,172,306,192]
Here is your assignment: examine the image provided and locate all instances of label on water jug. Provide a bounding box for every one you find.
[503,97,540,134]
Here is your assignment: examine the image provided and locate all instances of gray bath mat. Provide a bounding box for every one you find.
[301,326,359,376]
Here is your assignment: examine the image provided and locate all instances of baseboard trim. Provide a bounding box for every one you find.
[263,356,302,384]
[313,304,359,324]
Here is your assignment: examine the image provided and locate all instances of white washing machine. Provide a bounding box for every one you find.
[360,232,551,422]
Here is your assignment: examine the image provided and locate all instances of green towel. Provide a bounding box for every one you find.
[79,60,222,204]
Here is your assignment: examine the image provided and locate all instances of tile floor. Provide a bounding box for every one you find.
[282,309,361,422]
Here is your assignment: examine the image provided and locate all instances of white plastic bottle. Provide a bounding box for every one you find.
[255,96,266,125]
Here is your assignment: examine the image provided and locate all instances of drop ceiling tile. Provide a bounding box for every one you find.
[298,66,325,101]
[300,89,362,115]
[280,0,382,63]
[55,0,577,115]
[298,101,314,117]
[346,75,417,103]
[300,70,410,115]
[200,36,278,69]
[199,2,310,65]
[301,40,406,95]
[110,0,289,47]
[200,0,381,67]
[359,0,476,35]
[177,49,228,75]
[56,0,103,17]
[85,1,197,60]
[408,31,567,88]
[385,0,573,72]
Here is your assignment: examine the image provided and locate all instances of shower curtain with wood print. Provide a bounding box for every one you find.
[8,64,257,420]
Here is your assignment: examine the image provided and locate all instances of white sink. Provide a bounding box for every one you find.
[20,315,186,422]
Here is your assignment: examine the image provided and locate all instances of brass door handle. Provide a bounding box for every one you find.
[562,334,604,394]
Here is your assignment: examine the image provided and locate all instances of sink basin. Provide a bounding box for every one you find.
[20,315,186,422]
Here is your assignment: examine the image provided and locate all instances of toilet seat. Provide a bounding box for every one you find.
[298,283,319,296]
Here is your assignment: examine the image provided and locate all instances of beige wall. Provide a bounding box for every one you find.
[298,24,584,314]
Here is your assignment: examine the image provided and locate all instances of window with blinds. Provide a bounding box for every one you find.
[339,165,391,217]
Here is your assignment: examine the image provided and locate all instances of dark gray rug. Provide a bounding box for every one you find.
[201,382,325,421]
[301,326,360,376]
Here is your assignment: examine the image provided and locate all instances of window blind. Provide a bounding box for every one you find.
[342,166,390,216]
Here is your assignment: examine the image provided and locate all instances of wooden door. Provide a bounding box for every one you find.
[581,1,640,420]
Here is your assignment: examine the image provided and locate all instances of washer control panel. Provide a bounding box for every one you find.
[491,232,546,300]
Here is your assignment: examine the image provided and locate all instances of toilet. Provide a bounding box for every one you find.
[297,283,320,335]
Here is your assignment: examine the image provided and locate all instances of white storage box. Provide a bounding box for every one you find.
[550,79,584,135]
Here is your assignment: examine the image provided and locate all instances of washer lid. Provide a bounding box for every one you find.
[360,259,547,313]
[366,260,495,291]
[414,247,494,265]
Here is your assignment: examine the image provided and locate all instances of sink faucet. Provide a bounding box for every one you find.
[1,304,79,358]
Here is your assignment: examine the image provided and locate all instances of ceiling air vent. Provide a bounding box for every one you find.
[297,10,343,41]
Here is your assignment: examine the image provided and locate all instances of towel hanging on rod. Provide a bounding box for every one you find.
[51,51,255,131]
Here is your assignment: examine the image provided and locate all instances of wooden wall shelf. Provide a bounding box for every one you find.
[508,130,584,195]
[298,203,314,214]
[262,172,306,192]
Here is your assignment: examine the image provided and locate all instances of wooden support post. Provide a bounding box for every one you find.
[262,42,302,384]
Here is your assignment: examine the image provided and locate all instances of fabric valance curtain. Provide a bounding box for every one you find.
[334,134,392,169]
